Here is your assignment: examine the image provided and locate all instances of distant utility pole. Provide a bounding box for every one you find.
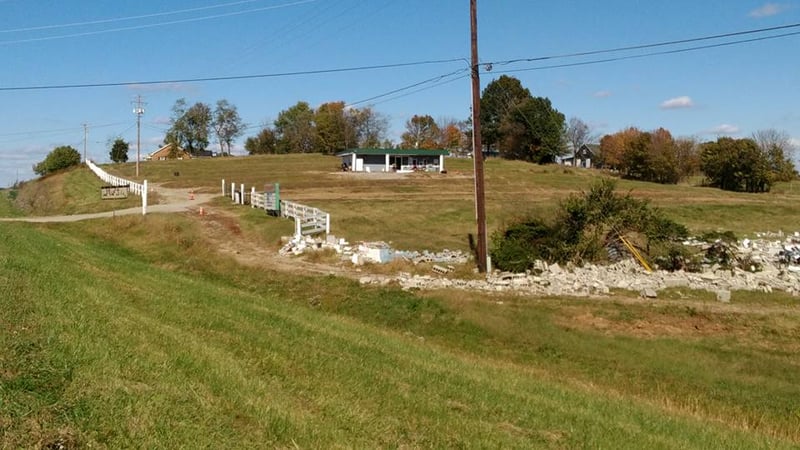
[83,123,88,163]
[132,95,146,178]
[470,0,488,273]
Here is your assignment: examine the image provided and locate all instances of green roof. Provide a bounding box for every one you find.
[336,148,449,157]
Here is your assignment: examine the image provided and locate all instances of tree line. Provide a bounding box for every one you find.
[596,127,796,192]
[243,101,475,156]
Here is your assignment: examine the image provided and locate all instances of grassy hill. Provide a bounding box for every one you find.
[2,155,800,448]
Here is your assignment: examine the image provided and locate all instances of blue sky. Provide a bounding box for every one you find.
[1,0,798,186]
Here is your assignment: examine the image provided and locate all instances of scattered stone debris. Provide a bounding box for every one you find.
[278,234,469,266]
[281,232,800,300]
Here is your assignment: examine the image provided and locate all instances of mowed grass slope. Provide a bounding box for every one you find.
[2,217,799,448]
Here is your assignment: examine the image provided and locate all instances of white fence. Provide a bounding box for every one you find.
[224,178,329,238]
[250,192,279,211]
[86,160,148,215]
[281,200,330,237]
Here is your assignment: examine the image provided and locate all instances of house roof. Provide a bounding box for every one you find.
[148,143,190,159]
[336,148,450,157]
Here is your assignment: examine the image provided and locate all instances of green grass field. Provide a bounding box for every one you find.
[2,155,800,448]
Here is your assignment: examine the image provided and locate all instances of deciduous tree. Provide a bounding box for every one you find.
[564,117,596,161]
[752,129,797,181]
[498,96,566,163]
[400,114,440,149]
[274,101,316,153]
[701,137,772,192]
[109,138,129,163]
[212,99,244,156]
[347,106,388,148]
[480,75,531,152]
[245,127,279,154]
[164,98,212,156]
[599,127,641,170]
[314,101,349,154]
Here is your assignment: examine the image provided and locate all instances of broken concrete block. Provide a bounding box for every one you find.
[641,288,658,299]
[432,265,450,275]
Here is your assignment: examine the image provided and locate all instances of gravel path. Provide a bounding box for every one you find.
[0,186,215,223]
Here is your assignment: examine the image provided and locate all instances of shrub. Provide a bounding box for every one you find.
[490,179,688,271]
[33,146,81,176]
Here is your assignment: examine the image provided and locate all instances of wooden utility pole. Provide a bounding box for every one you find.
[133,96,145,178]
[470,0,488,272]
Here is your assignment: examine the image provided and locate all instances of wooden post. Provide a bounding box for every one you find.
[250,187,256,208]
[221,179,225,196]
[240,184,245,205]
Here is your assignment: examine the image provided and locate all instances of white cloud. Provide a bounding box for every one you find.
[708,124,740,135]
[660,96,694,109]
[749,2,790,17]
[593,90,612,98]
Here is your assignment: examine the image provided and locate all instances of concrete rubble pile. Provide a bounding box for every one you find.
[280,231,800,300]
[278,234,469,265]
[359,232,800,300]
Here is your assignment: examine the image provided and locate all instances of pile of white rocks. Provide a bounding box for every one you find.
[281,232,800,300]
[278,234,470,266]
[359,233,800,301]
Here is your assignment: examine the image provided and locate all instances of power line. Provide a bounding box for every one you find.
[0,0,273,33]
[352,25,800,110]
[347,68,469,107]
[0,122,128,138]
[0,0,316,45]
[493,30,800,75]
[488,22,800,66]
[0,58,466,92]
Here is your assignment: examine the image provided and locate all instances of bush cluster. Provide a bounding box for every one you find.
[490,179,688,272]
[33,145,81,176]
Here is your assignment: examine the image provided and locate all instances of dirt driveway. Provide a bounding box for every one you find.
[0,185,215,223]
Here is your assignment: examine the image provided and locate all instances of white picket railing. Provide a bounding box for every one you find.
[86,160,148,215]
[281,200,330,237]
[226,179,329,238]
[250,192,279,211]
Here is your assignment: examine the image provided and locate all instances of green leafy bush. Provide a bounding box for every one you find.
[490,179,688,271]
[33,146,81,176]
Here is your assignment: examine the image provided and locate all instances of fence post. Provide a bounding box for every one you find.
[250,187,255,208]
[274,183,280,213]
[325,213,330,235]
[142,180,148,215]
[240,184,245,205]
[222,179,226,196]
